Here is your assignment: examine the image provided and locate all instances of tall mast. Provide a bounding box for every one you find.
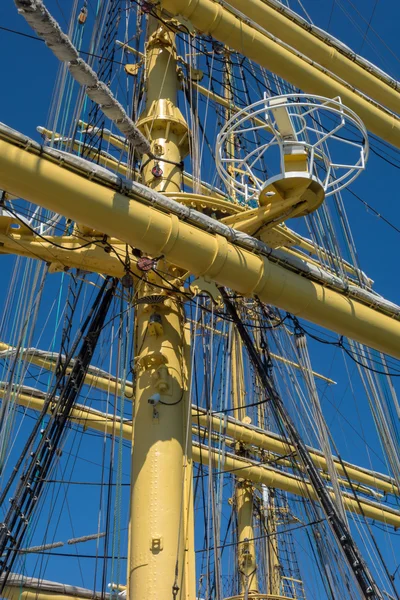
[128,12,194,600]
[223,50,236,205]
[231,331,259,597]
[264,488,282,597]
[226,45,258,591]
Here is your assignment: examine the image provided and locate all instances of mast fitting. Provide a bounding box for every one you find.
[216,94,368,216]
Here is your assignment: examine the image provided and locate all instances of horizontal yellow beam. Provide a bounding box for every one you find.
[0,340,132,398]
[193,424,383,498]
[187,320,335,383]
[157,0,400,148]
[190,81,269,131]
[4,340,386,496]
[269,352,335,384]
[1,148,364,291]
[227,0,400,115]
[6,386,397,500]
[5,388,132,439]
[197,411,398,496]
[0,135,399,358]
[2,587,86,600]
[116,39,145,59]
[78,121,126,151]
[283,244,370,286]
[46,124,224,200]
[6,350,390,497]
[0,232,126,278]
[0,575,101,600]
[193,444,400,528]
[10,389,400,525]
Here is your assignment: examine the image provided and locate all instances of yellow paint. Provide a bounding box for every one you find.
[0,340,130,397]
[2,588,88,600]
[236,481,259,594]
[0,134,399,358]
[195,412,399,496]
[3,387,398,523]
[127,16,194,600]
[265,491,282,597]
[231,331,259,593]
[227,0,400,115]
[1,387,132,438]
[156,0,400,148]
[0,232,127,278]
[193,444,400,528]
[189,81,268,131]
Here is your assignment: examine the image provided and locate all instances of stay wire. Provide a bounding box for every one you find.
[219,287,385,600]
[335,451,400,598]
[289,316,400,377]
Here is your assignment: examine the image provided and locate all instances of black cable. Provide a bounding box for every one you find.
[220,287,385,600]
[346,186,400,236]
[159,390,184,406]
[0,25,128,67]
[195,517,326,554]
[335,453,400,599]
[4,17,400,172]
[288,316,400,371]
[152,266,288,330]
[0,25,44,42]
[13,550,128,559]
[7,20,400,244]
[289,316,400,377]
[4,204,98,251]
[42,480,130,486]
[0,278,118,593]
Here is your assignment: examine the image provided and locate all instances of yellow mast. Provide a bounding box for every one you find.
[231,331,259,597]
[127,15,194,600]
[265,489,282,598]
[225,0,400,116]
[1,134,400,357]
[225,49,259,591]
[235,481,259,596]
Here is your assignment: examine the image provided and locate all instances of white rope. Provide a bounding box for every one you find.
[14,0,151,155]
[295,332,349,527]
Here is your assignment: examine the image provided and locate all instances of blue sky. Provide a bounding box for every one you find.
[0,0,400,596]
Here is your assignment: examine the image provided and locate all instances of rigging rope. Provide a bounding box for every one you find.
[14,0,150,155]
[220,287,384,600]
[0,277,117,593]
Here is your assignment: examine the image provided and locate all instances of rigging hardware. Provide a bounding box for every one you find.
[151,164,163,178]
[220,288,383,600]
[137,256,156,271]
[0,278,117,592]
[216,94,368,208]
[78,5,87,25]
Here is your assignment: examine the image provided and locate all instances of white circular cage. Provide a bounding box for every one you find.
[216,94,369,205]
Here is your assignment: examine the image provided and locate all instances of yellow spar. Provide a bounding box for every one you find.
[3,381,397,497]
[0,133,400,358]
[227,0,400,116]
[154,0,400,148]
[2,0,400,597]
